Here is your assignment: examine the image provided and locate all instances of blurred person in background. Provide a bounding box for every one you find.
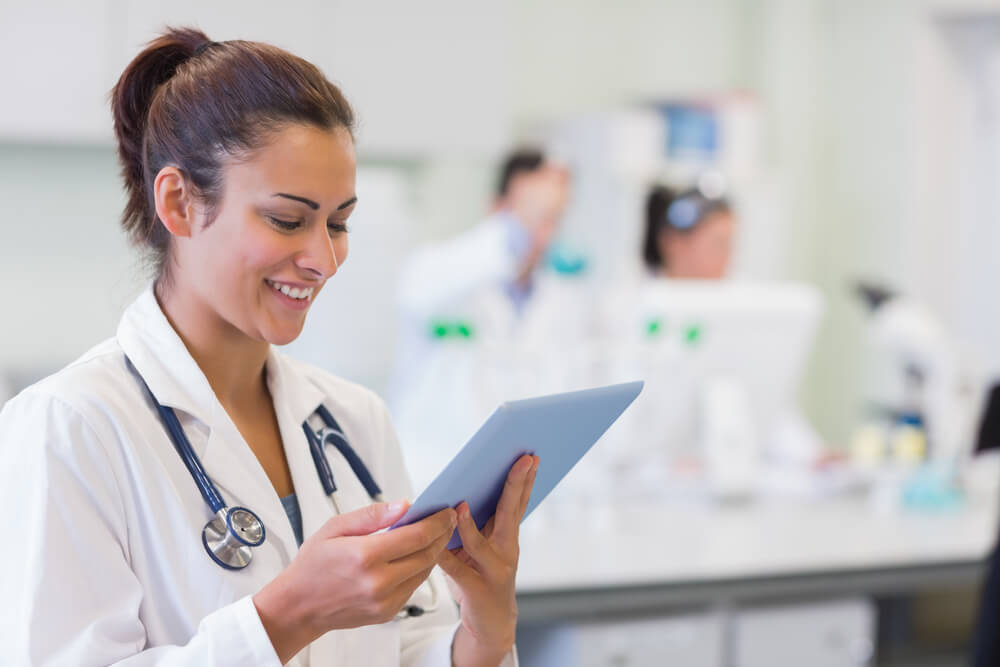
[641,182,735,281]
[390,148,587,489]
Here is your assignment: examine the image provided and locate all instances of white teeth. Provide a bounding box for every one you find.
[267,280,314,300]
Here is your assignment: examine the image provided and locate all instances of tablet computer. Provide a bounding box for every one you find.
[391,380,643,548]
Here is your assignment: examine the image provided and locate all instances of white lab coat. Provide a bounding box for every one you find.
[0,287,517,667]
[389,214,594,490]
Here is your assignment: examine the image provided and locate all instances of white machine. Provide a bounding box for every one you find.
[592,280,824,498]
[855,283,985,465]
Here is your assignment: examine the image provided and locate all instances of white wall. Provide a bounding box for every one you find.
[0,144,142,379]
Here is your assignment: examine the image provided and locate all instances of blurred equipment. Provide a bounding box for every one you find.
[852,282,979,467]
[600,281,824,499]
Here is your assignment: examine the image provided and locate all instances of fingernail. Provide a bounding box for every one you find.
[388,501,408,514]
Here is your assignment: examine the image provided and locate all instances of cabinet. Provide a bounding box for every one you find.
[733,598,875,667]
[516,613,725,667]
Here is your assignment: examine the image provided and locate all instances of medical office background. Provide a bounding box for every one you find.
[2,1,1000,666]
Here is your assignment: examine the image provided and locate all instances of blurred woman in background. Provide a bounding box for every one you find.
[642,182,735,280]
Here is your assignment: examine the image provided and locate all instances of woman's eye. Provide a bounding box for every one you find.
[268,216,302,231]
[328,221,350,234]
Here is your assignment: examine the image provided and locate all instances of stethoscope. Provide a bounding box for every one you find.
[126,357,439,618]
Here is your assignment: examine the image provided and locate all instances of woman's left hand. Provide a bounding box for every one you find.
[437,453,539,667]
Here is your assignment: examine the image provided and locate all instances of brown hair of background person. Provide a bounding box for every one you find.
[111,26,355,280]
[495,147,546,199]
[642,184,735,279]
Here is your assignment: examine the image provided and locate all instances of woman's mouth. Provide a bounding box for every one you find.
[265,279,315,308]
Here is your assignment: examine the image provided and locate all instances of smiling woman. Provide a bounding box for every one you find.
[0,26,533,667]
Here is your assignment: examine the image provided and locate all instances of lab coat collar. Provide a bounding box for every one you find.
[117,285,218,423]
[117,286,326,425]
[116,287,329,566]
[265,350,325,430]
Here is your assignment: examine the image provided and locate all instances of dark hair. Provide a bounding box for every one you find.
[110,27,355,278]
[495,147,546,198]
[642,184,732,269]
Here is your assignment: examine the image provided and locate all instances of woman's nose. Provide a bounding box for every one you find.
[297,223,339,279]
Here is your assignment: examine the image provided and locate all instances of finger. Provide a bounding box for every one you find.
[437,546,479,591]
[382,565,436,622]
[368,507,456,562]
[316,500,410,539]
[454,502,503,572]
[381,518,455,586]
[491,455,534,550]
[517,456,539,518]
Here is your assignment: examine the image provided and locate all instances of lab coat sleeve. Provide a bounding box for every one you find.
[370,397,518,667]
[0,391,281,667]
[396,216,520,322]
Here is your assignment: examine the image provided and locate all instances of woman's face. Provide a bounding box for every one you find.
[174,124,357,346]
[661,209,735,280]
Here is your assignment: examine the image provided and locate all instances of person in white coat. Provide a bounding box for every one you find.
[0,28,536,667]
[388,150,587,490]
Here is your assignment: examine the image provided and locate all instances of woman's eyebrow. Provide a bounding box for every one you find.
[272,193,357,211]
[272,192,319,210]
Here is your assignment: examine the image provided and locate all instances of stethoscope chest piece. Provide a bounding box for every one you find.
[202,506,266,571]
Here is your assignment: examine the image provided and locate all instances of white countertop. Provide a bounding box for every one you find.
[515,471,1000,593]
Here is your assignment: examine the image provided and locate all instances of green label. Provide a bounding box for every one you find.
[428,320,476,340]
[683,323,703,345]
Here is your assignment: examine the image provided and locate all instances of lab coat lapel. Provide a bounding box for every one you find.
[265,351,336,540]
[118,286,298,566]
[198,401,299,566]
[117,286,217,421]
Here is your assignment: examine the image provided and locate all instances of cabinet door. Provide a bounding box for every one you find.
[734,598,875,667]
[0,0,119,143]
[517,613,724,667]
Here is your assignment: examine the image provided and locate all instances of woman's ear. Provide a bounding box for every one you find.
[153,166,195,238]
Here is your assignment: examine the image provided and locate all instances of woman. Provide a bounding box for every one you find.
[642,183,735,280]
[0,28,534,666]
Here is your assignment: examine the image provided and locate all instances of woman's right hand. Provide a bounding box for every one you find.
[253,501,457,663]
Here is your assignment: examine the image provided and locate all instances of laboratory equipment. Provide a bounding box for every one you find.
[854,283,981,464]
[600,280,824,497]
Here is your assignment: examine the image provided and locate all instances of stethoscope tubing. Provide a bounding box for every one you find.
[311,404,383,501]
[126,357,225,513]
